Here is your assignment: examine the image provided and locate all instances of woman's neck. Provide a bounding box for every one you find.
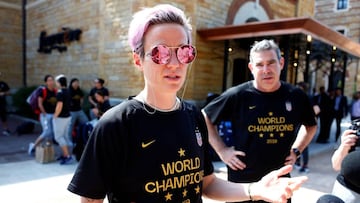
[138,88,178,110]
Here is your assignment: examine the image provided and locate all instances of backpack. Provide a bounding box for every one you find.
[73,121,95,161]
[26,86,47,114]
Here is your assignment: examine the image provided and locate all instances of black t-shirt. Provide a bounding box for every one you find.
[89,87,109,107]
[0,81,9,105]
[40,87,57,114]
[96,100,111,118]
[56,88,71,118]
[68,98,214,202]
[203,81,317,182]
[69,88,84,111]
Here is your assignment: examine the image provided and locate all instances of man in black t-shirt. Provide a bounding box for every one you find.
[28,75,57,155]
[88,78,109,119]
[92,90,111,119]
[0,73,10,136]
[53,75,73,165]
[68,5,307,203]
[68,78,88,145]
[203,40,317,203]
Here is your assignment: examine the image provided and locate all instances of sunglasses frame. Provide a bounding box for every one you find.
[146,44,196,65]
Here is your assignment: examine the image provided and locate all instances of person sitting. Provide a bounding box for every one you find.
[88,78,109,119]
[92,90,111,119]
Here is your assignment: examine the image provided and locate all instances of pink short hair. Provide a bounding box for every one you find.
[128,4,192,58]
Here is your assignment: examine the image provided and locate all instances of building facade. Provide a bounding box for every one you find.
[314,0,360,96]
[0,0,358,101]
[0,0,22,88]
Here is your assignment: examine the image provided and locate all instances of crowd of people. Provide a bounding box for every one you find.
[0,3,360,203]
[26,75,111,164]
[314,87,349,144]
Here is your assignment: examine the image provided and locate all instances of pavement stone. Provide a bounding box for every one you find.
[0,114,352,202]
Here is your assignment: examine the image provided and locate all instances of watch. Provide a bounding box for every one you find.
[292,148,301,158]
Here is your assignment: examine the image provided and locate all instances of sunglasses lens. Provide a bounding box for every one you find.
[150,45,196,64]
[177,45,196,64]
[151,45,171,64]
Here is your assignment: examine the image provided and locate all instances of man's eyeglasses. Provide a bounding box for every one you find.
[146,45,196,65]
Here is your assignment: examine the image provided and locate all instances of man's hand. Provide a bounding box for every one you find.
[252,165,307,203]
[339,129,357,151]
[218,146,246,170]
[284,150,297,166]
[332,129,357,171]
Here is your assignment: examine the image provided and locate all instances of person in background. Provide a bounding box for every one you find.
[68,4,307,203]
[68,78,88,145]
[295,82,320,173]
[331,129,360,203]
[88,78,109,119]
[28,75,57,155]
[53,74,73,165]
[350,91,360,121]
[92,90,111,119]
[314,86,333,143]
[202,39,317,203]
[333,88,348,142]
[0,72,10,136]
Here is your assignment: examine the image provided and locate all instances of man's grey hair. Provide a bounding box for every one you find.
[249,39,282,63]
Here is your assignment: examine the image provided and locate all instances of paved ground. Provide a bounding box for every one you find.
[0,114,349,202]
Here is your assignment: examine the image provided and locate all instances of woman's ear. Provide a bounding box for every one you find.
[133,52,143,71]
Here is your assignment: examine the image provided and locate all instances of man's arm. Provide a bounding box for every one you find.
[202,165,307,202]
[202,110,246,170]
[285,125,317,165]
[80,197,103,203]
[88,95,97,107]
[38,96,46,114]
[53,101,63,118]
[332,130,357,171]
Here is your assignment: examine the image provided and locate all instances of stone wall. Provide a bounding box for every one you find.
[25,0,229,100]
[24,0,316,101]
[0,0,22,88]
[26,0,101,93]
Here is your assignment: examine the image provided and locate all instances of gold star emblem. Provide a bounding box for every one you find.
[270,133,274,138]
[259,133,264,138]
[268,112,273,116]
[165,192,173,201]
[280,133,284,137]
[182,189,188,197]
[178,148,186,157]
[195,185,200,194]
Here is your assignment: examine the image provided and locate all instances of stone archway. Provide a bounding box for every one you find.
[226,0,274,25]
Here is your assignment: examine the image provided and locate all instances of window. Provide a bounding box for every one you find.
[337,0,348,10]
[337,29,345,35]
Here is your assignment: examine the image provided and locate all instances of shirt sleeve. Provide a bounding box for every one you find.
[68,115,128,199]
[297,90,317,127]
[104,88,109,96]
[203,88,237,125]
[56,91,64,102]
[89,88,95,97]
[68,123,107,199]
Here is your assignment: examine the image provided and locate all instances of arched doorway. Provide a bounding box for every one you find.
[225,0,273,87]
